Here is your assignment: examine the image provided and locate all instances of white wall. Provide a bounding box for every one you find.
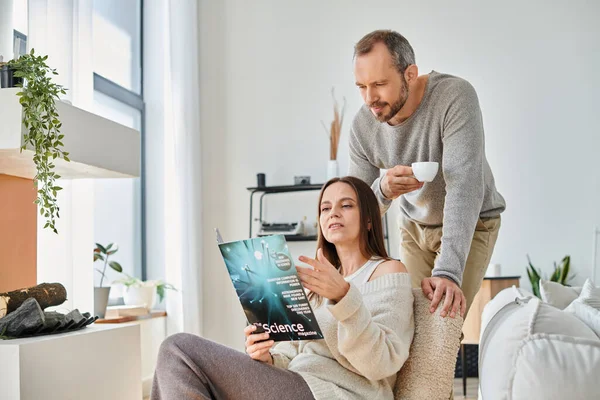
[199,0,600,348]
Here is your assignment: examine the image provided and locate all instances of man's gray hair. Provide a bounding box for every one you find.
[354,30,416,74]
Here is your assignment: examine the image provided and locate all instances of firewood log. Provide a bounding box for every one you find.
[0,283,67,319]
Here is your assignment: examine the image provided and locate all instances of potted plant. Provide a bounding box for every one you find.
[114,274,177,310]
[0,57,22,88]
[93,242,123,318]
[526,255,574,298]
[5,49,69,234]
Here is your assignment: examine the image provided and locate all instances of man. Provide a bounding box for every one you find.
[349,30,506,321]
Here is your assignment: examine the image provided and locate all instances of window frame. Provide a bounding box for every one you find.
[13,30,27,56]
[92,0,147,280]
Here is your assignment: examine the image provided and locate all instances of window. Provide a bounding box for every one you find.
[92,0,146,285]
[13,0,27,35]
[12,0,27,57]
[92,0,142,94]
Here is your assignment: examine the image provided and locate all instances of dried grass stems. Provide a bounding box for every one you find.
[321,88,346,160]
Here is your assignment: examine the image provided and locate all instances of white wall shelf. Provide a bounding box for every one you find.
[0,87,140,179]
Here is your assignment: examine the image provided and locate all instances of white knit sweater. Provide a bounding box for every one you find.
[271,273,414,400]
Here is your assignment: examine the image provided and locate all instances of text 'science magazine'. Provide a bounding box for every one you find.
[216,231,323,342]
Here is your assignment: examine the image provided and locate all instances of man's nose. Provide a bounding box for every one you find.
[365,87,377,105]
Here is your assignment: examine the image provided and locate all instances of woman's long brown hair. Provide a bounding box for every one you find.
[308,176,389,305]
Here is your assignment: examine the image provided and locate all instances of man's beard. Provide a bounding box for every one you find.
[370,79,409,123]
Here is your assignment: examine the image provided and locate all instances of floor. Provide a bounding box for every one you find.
[144,378,479,399]
[454,377,479,400]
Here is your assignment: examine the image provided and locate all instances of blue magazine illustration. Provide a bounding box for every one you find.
[217,233,323,342]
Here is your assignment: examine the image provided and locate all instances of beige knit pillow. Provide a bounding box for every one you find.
[394,289,464,400]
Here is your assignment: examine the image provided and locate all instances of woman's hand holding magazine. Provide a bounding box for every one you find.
[244,324,275,364]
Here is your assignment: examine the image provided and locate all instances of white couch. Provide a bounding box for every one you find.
[478,281,600,400]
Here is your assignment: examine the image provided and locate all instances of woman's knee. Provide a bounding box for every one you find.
[159,332,201,357]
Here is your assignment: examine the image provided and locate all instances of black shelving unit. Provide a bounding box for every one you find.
[246,183,390,252]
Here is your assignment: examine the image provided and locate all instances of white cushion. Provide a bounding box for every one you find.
[479,296,599,400]
[513,286,535,299]
[510,335,600,400]
[578,278,600,309]
[479,285,534,342]
[565,301,600,338]
[540,280,582,309]
[564,279,600,338]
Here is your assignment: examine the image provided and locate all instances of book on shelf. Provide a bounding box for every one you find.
[215,229,323,342]
[105,305,150,318]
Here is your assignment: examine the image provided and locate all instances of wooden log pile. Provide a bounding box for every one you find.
[0,283,95,339]
[0,283,67,319]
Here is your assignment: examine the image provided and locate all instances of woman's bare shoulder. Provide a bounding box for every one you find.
[370,259,408,280]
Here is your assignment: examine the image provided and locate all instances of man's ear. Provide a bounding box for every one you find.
[404,64,419,85]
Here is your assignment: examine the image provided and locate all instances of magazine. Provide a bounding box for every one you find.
[216,231,323,342]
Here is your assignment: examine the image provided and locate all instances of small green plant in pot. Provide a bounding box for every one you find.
[7,49,70,234]
[0,60,22,88]
[526,255,574,298]
[114,274,177,310]
[93,243,123,318]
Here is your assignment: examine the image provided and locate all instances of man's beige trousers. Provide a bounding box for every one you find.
[398,216,501,319]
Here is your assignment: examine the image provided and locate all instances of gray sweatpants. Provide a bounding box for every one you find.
[151,333,315,400]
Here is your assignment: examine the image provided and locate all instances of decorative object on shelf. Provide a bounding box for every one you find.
[0,282,67,319]
[257,221,305,237]
[104,305,150,318]
[113,274,177,310]
[294,175,311,185]
[526,255,573,298]
[321,88,345,180]
[327,160,339,181]
[485,263,502,277]
[93,242,123,318]
[0,298,96,339]
[5,49,69,234]
[256,172,266,187]
[0,283,96,339]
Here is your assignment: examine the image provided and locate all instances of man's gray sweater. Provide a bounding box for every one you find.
[349,71,506,285]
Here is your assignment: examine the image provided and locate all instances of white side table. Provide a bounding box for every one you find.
[95,311,168,397]
[0,324,142,400]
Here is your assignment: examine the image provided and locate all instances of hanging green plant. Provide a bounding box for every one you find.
[7,49,69,234]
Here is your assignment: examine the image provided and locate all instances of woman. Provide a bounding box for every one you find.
[151,176,414,400]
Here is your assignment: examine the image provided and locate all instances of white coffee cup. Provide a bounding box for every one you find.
[411,162,439,182]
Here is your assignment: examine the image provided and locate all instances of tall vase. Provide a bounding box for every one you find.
[327,159,339,181]
[94,287,111,318]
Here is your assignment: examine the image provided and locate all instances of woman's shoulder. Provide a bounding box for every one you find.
[358,258,412,294]
[370,258,408,280]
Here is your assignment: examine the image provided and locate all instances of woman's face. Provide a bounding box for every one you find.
[319,182,362,245]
